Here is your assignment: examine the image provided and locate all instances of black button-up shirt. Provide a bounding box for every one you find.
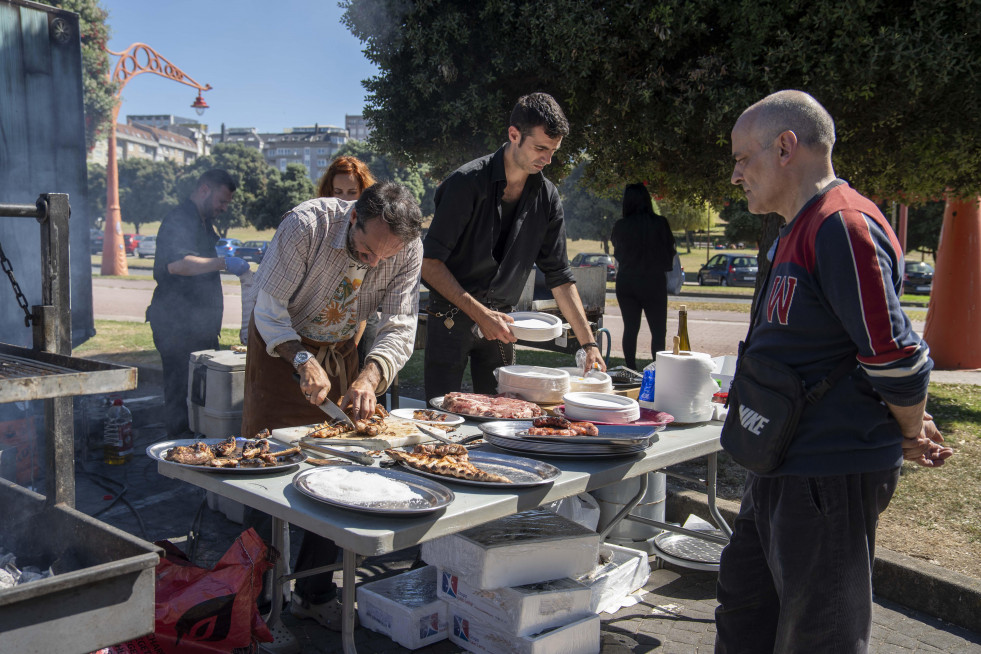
[423,145,575,308]
[148,198,223,338]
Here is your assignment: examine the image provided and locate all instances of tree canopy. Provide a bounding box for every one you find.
[559,163,620,252]
[252,163,316,230]
[343,0,981,204]
[114,158,178,234]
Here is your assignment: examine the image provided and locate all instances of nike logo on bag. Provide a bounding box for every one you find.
[739,405,770,436]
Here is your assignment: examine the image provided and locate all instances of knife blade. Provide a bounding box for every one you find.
[293,372,355,428]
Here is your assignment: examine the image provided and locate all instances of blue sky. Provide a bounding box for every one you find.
[101,0,378,134]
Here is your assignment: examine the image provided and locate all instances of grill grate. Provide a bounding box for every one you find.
[0,353,65,380]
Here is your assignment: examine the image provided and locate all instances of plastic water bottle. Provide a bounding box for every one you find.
[103,398,133,465]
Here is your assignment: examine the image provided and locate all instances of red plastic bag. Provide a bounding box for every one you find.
[95,528,276,654]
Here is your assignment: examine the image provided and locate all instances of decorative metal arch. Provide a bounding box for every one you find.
[107,42,212,94]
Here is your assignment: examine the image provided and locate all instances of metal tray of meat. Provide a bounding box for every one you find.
[479,421,659,446]
[292,465,454,515]
[147,438,306,473]
[392,450,560,488]
[429,395,543,422]
[482,432,652,458]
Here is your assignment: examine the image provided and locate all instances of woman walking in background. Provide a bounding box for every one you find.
[611,183,676,370]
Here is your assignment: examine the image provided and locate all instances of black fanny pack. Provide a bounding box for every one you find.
[721,348,854,474]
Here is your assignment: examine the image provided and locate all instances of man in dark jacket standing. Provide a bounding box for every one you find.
[715,90,953,653]
[148,169,248,437]
[422,93,605,398]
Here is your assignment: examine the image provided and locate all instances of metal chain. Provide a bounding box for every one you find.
[0,238,32,327]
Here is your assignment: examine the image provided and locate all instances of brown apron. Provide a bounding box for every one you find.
[240,315,359,438]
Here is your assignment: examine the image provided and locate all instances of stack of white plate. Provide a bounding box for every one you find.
[496,365,570,404]
[558,367,614,394]
[507,311,564,342]
[562,392,641,424]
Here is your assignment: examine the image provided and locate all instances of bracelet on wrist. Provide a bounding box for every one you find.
[581,342,600,351]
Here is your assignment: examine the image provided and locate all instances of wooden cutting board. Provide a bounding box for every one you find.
[269,417,432,448]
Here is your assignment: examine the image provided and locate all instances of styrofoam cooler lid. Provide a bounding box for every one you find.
[190,349,247,372]
[507,311,564,341]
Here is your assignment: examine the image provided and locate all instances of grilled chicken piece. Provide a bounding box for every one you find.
[165,442,214,465]
[212,436,237,457]
[241,439,270,459]
[208,457,240,468]
[307,419,354,439]
[414,443,468,457]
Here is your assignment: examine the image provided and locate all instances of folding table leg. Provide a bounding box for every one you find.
[342,547,358,654]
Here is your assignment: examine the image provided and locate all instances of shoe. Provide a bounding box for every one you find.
[289,592,345,632]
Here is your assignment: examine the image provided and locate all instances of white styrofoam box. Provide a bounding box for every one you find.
[206,490,246,524]
[421,509,600,589]
[437,568,592,637]
[575,544,651,614]
[187,349,247,437]
[448,601,600,654]
[356,565,447,650]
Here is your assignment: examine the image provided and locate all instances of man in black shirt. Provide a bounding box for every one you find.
[422,93,605,398]
[147,169,249,437]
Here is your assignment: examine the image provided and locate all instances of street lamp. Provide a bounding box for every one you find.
[100,43,211,276]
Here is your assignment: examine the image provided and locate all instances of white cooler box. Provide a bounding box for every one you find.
[448,601,600,654]
[357,565,448,650]
[187,349,247,438]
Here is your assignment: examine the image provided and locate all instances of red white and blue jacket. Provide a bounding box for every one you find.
[745,180,932,476]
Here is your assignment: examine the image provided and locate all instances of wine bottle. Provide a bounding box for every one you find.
[677,304,691,352]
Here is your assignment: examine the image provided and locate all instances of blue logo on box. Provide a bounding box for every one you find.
[441,571,458,597]
[419,612,440,638]
[453,615,470,641]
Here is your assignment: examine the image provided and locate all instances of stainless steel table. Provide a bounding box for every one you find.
[157,416,725,654]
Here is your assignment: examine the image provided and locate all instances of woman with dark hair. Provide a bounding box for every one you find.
[611,183,676,370]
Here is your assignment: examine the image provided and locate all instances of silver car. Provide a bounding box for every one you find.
[135,234,156,258]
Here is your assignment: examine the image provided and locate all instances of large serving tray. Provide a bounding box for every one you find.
[393,450,561,488]
[293,466,454,515]
[147,438,307,473]
[479,421,658,458]
[479,421,659,446]
[0,342,137,402]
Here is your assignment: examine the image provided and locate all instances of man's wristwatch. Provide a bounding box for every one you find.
[292,350,314,370]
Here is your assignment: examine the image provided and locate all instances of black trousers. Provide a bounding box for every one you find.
[615,273,667,370]
[150,320,218,437]
[715,467,900,654]
[424,307,515,399]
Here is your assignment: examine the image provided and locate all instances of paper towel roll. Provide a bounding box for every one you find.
[652,350,717,422]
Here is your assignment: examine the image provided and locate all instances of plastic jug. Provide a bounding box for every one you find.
[103,398,133,464]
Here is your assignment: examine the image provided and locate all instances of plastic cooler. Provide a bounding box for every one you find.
[186,349,247,438]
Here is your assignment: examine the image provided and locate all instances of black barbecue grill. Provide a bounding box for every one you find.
[0,196,160,654]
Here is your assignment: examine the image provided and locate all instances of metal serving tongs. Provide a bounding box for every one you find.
[298,437,375,466]
[413,423,484,447]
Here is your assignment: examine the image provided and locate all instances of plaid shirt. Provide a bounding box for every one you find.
[252,197,422,384]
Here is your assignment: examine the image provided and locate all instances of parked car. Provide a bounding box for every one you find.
[233,240,268,263]
[697,254,758,287]
[90,229,103,254]
[123,234,139,256]
[571,252,617,281]
[215,238,243,257]
[904,261,934,295]
[135,234,156,258]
